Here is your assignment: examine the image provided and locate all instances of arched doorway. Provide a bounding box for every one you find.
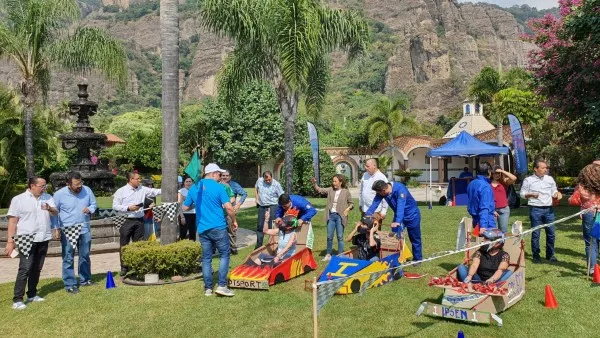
[335,161,353,184]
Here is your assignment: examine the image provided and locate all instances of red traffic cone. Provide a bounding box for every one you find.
[544,284,558,308]
[593,264,600,284]
[472,224,481,237]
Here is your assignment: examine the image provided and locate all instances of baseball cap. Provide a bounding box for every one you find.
[360,215,375,228]
[204,163,226,175]
[481,229,504,241]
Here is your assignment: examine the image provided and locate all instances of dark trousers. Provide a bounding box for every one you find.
[119,218,144,269]
[256,205,277,248]
[227,216,237,253]
[530,206,556,259]
[179,213,197,241]
[13,241,49,302]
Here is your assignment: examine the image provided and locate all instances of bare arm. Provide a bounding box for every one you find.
[487,261,509,284]
[3,216,18,256]
[277,232,297,258]
[346,223,360,242]
[466,257,480,282]
[498,169,517,185]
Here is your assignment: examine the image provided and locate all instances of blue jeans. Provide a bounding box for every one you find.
[199,228,230,290]
[61,231,92,289]
[495,206,510,234]
[582,212,599,271]
[326,213,344,255]
[530,207,556,259]
[456,264,513,282]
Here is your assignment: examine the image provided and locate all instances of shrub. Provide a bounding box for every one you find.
[280,147,336,196]
[394,169,423,183]
[114,175,127,188]
[121,240,202,280]
[555,176,576,188]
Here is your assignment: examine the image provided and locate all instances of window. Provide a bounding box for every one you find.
[425,156,430,165]
[447,157,452,164]
[465,158,469,164]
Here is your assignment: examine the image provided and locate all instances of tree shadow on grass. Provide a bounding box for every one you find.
[38,280,64,296]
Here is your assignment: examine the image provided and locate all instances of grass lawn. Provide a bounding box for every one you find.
[0,199,596,337]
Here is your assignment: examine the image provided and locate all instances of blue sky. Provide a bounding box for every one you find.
[457,0,559,10]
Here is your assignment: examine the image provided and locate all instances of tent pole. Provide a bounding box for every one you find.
[429,159,433,208]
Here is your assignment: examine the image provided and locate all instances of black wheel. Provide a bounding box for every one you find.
[393,268,402,280]
[274,273,285,284]
[350,279,361,293]
[303,265,313,273]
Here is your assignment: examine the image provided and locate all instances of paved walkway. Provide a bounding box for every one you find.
[0,228,256,284]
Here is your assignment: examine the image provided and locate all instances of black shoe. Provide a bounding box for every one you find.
[80,280,95,287]
[548,256,558,263]
[230,250,238,255]
[533,257,542,264]
[66,287,80,294]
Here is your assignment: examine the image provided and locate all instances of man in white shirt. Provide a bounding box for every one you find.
[520,160,562,264]
[112,172,161,276]
[4,177,58,310]
[359,159,388,224]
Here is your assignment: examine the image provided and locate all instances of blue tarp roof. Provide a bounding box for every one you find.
[427,131,509,157]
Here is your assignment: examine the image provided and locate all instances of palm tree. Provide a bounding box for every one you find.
[200,0,368,193]
[160,0,179,245]
[367,97,418,180]
[0,0,127,178]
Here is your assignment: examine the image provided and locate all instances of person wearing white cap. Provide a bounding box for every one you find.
[182,163,238,297]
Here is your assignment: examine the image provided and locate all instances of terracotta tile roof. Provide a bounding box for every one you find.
[104,133,125,144]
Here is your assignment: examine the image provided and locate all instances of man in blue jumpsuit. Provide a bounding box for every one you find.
[274,194,317,227]
[367,180,422,261]
[466,162,495,233]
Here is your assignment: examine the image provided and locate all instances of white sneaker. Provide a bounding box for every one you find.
[204,289,213,297]
[26,296,45,303]
[215,286,234,297]
[12,302,27,310]
[322,254,332,262]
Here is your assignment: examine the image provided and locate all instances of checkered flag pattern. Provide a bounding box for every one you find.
[112,215,127,230]
[316,278,346,313]
[359,269,386,296]
[153,202,179,223]
[62,224,83,250]
[12,233,36,258]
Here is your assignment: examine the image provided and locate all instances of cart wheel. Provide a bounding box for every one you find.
[303,265,313,273]
[350,279,361,293]
[393,268,403,280]
[274,273,285,284]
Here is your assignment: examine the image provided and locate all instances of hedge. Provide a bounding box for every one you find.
[121,240,202,280]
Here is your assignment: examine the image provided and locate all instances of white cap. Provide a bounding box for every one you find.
[204,163,226,175]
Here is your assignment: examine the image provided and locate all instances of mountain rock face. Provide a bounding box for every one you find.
[0,0,536,120]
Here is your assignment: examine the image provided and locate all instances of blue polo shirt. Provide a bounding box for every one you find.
[52,186,97,234]
[184,178,230,234]
[467,175,496,229]
[366,182,419,224]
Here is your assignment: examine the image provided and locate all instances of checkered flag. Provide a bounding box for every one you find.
[112,215,127,230]
[359,269,386,296]
[62,224,83,250]
[316,278,347,313]
[153,202,179,223]
[12,233,36,258]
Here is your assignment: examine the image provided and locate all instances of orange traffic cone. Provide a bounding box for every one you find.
[593,264,600,284]
[544,284,558,308]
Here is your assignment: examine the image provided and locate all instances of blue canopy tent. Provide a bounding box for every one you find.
[425,131,510,206]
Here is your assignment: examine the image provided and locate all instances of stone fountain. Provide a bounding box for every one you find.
[49,84,115,192]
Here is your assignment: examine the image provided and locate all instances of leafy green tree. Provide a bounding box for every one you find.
[107,109,161,140]
[123,129,163,171]
[0,0,127,177]
[200,0,369,193]
[367,96,418,180]
[491,88,547,125]
[280,147,335,196]
[180,82,284,167]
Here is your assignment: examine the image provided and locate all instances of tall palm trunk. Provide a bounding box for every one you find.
[160,0,179,245]
[277,86,298,193]
[22,81,37,178]
[389,132,394,181]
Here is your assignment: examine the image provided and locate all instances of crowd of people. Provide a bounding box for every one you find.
[3,157,599,309]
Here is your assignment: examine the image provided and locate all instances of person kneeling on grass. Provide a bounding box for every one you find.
[457,229,512,284]
[345,216,381,262]
[252,215,297,266]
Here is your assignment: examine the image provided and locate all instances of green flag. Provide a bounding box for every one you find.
[184,151,202,182]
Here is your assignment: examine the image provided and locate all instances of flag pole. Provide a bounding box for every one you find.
[312,276,318,338]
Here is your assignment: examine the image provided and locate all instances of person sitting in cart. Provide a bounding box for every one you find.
[252,215,297,266]
[345,216,381,262]
[457,229,512,284]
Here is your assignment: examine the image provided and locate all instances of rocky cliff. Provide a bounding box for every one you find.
[0,0,537,121]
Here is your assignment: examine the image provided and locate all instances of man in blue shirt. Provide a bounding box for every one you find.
[183,163,238,297]
[467,162,496,232]
[367,181,422,261]
[52,172,97,294]
[254,171,284,248]
[222,170,247,212]
[459,167,474,178]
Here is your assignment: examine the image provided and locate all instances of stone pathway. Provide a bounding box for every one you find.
[0,227,256,284]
